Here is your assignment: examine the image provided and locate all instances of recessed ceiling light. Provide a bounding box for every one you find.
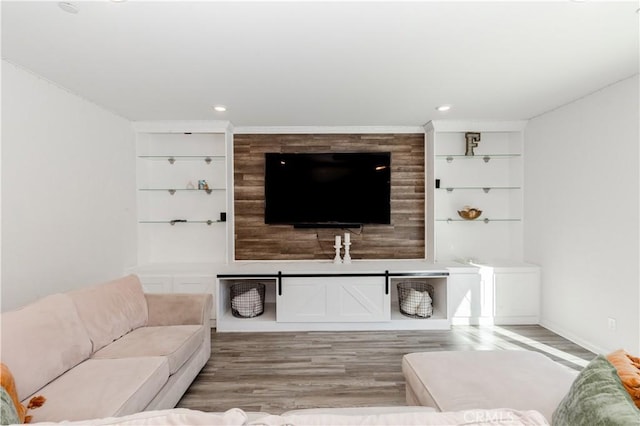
[435,105,452,112]
[213,105,227,112]
[58,2,78,14]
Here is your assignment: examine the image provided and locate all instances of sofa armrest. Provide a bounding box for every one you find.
[145,293,212,326]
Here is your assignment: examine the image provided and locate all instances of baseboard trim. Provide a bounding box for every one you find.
[539,319,606,355]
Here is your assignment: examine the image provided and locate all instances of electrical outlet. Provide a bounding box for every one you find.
[608,317,617,331]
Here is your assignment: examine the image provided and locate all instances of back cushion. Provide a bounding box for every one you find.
[0,293,93,400]
[68,275,148,352]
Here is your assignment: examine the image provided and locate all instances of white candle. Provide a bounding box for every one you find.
[335,235,341,246]
[344,232,350,244]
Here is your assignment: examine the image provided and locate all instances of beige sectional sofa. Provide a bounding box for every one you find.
[28,407,550,425]
[1,274,212,423]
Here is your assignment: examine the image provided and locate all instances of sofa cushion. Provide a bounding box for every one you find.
[68,275,148,352]
[402,350,577,422]
[552,355,640,426]
[91,325,205,374]
[0,293,93,401]
[24,357,169,423]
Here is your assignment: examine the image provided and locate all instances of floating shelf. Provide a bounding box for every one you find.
[436,154,521,163]
[138,220,224,225]
[138,155,225,164]
[138,188,224,194]
[439,186,521,193]
[436,218,521,223]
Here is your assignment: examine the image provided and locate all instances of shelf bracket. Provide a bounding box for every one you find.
[446,218,452,224]
[168,189,176,195]
[446,156,453,163]
[168,157,175,165]
[205,189,212,194]
[206,220,213,225]
[483,218,490,224]
[446,188,454,193]
[483,156,491,163]
[482,187,490,193]
[204,157,212,164]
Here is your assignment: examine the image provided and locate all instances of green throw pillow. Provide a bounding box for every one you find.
[552,354,640,425]
[0,387,20,425]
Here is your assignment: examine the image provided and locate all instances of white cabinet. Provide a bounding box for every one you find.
[276,276,390,322]
[138,273,217,322]
[448,270,483,324]
[493,266,540,324]
[134,121,232,264]
[131,261,222,323]
[139,275,173,294]
[425,121,526,263]
[215,261,454,332]
[451,261,540,325]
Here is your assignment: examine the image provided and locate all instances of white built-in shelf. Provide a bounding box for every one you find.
[390,304,447,321]
[427,121,525,262]
[219,302,277,324]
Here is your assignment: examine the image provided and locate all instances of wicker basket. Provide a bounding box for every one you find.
[230,282,265,318]
[397,281,434,318]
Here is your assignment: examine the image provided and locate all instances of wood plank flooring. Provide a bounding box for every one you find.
[176,325,594,414]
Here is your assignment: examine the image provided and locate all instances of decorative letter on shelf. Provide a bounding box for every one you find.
[465,132,481,156]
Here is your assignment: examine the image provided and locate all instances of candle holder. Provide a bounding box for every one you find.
[333,244,343,264]
[343,242,352,264]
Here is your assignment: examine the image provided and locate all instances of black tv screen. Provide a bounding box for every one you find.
[264,152,391,227]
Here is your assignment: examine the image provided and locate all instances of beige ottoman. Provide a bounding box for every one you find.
[402,350,579,422]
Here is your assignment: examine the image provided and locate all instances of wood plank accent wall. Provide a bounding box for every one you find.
[233,133,425,260]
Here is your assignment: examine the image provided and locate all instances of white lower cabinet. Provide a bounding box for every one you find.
[276,276,390,322]
[137,274,216,322]
[493,268,540,324]
[216,263,453,332]
[139,275,173,294]
[451,262,540,325]
[448,272,483,324]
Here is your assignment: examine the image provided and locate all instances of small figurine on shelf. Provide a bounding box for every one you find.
[198,180,209,190]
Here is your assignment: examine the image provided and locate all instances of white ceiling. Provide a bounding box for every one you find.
[2,1,638,127]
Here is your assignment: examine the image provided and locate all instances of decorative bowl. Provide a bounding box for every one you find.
[458,208,482,220]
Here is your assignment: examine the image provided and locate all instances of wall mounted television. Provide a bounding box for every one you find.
[264,152,391,227]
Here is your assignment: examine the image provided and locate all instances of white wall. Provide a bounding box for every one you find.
[524,75,640,354]
[1,61,137,311]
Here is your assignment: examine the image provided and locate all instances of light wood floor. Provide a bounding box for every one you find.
[176,325,594,414]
